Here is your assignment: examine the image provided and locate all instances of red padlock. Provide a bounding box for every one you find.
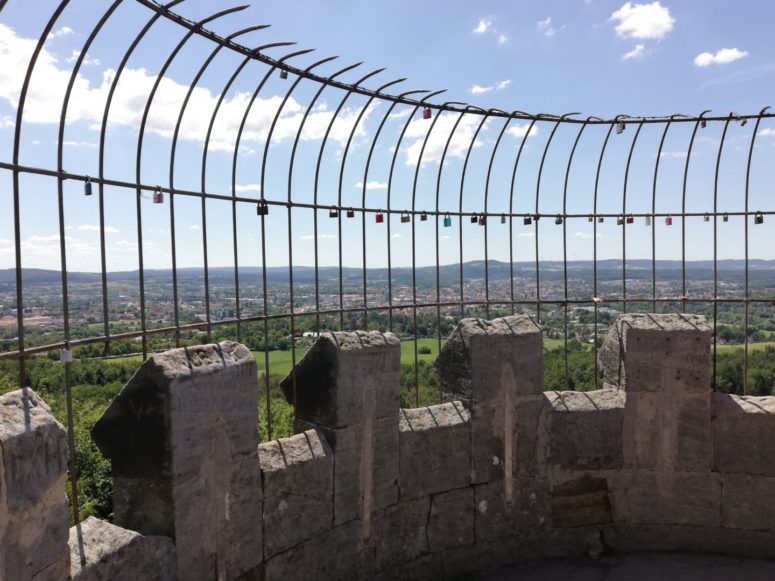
[423,107,432,120]
[153,191,164,204]
[665,215,673,226]
[626,215,634,224]
[375,211,384,224]
[346,208,355,218]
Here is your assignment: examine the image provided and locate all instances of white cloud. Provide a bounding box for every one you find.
[353,181,388,190]
[507,123,539,139]
[62,140,97,147]
[659,150,687,159]
[468,84,493,95]
[497,34,508,45]
[609,2,674,40]
[299,234,336,240]
[235,184,262,193]
[759,128,775,137]
[473,17,493,34]
[189,225,200,231]
[537,17,556,37]
[388,109,411,121]
[391,233,402,239]
[0,24,376,152]
[622,44,647,60]
[694,48,749,67]
[518,232,535,238]
[73,224,118,234]
[65,50,100,67]
[574,231,602,239]
[49,26,73,39]
[402,113,488,167]
[496,79,511,90]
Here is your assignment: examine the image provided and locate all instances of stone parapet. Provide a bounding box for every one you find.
[7,315,775,580]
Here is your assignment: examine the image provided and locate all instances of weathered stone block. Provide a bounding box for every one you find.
[374,553,443,581]
[259,429,333,559]
[69,517,175,581]
[471,394,547,484]
[551,475,612,528]
[264,521,373,581]
[611,470,721,527]
[0,388,70,581]
[299,416,398,529]
[91,342,262,581]
[398,402,471,499]
[721,473,775,532]
[428,487,475,552]
[280,331,400,427]
[713,393,775,476]
[598,314,711,392]
[436,316,543,406]
[374,497,430,572]
[474,476,550,542]
[541,389,624,471]
[623,391,710,471]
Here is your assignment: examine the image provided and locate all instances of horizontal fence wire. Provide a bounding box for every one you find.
[1,0,774,524]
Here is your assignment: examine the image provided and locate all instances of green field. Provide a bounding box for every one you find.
[716,341,775,353]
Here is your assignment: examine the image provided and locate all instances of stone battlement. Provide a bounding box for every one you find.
[2,315,775,580]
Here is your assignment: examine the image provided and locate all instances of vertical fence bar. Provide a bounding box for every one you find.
[592,123,615,388]
[621,121,643,314]
[508,117,537,316]
[680,119,702,313]
[712,117,730,390]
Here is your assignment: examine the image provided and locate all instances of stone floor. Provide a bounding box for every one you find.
[478,553,775,580]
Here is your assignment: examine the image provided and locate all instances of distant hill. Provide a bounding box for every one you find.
[2,259,774,290]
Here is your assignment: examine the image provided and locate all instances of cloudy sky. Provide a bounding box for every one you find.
[0,0,774,272]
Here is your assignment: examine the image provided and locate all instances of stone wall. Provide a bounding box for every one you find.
[4,315,775,580]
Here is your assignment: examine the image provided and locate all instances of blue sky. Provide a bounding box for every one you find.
[0,0,774,272]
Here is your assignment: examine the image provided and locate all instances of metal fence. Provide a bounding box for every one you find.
[1,0,774,523]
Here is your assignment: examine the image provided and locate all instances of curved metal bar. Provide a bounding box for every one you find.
[359,88,431,330]
[98,1,185,353]
[592,124,616,387]
[533,119,563,323]
[335,77,405,331]
[11,0,71,386]
[651,117,679,312]
[55,0,123,526]
[133,2,775,127]
[169,25,273,346]
[311,67,385,331]
[742,106,770,394]
[431,101,467,358]
[280,55,348,426]
[507,118,538,315]
[560,119,591,388]
[456,106,488,320]
[135,5,246,358]
[621,121,644,313]
[680,118,703,313]
[384,89,446,331]
[200,46,265,343]
[482,112,514,319]
[712,117,731,389]
[407,98,454,405]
